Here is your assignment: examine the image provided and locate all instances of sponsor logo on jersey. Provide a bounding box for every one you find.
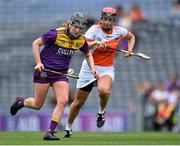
[97,37,102,41]
[106,35,113,38]
[57,47,75,56]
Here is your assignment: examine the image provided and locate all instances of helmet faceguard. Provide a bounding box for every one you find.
[70,12,87,29]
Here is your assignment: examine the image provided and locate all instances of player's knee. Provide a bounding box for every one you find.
[98,89,110,97]
[56,99,68,107]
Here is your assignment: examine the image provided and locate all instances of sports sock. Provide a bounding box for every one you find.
[66,123,72,131]
[98,107,105,114]
[48,118,59,132]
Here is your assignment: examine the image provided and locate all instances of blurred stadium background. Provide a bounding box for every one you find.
[0,0,179,132]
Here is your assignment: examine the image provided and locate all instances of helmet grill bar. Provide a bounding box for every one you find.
[101,12,116,19]
[72,20,86,28]
[70,12,87,28]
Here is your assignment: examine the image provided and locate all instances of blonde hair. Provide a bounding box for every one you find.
[62,20,72,28]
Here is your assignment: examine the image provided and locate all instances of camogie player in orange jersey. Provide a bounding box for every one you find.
[64,7,135,137]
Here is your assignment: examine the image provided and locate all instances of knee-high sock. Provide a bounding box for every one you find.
[48,118,59,132]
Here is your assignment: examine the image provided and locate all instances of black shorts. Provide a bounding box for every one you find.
[79,82,94,92]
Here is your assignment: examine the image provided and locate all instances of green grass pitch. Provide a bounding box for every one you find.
[0,131,180,145]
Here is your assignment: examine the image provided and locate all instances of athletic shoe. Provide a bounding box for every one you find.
[43,131,60,140]
[10,97,24,116]
[96,112,105,128]
[63,129,72,138]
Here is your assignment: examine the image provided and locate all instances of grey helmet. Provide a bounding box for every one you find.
[70,12,87,28]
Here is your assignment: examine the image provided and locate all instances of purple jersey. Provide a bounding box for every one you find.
[166,79,180,92]
[40,27,89,72]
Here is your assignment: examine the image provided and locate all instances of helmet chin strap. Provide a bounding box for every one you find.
[71,32,80,38]
[69,30,81,39]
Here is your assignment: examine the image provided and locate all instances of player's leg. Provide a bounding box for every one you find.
[10,83,49,115]
[96,75,112,128]
[64,82,94,138]
[43,81,69,140]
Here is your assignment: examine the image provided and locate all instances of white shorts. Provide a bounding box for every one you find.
[76,60,115,88]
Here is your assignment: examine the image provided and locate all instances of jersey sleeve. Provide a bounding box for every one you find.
[119,27,128,38]
[79,41,90,54]
[41,29,57,45]
[85,25,96,40]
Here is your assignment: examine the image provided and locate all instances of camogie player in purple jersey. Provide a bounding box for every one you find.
[10,12,99,140]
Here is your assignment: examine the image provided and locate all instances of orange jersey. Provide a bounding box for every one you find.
[85,24,128,66]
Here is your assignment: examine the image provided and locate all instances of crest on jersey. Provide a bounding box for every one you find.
[114,37,118,44]
[97,37,102,41]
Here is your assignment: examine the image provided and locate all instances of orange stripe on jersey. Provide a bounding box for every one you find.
[93,36,123,66]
